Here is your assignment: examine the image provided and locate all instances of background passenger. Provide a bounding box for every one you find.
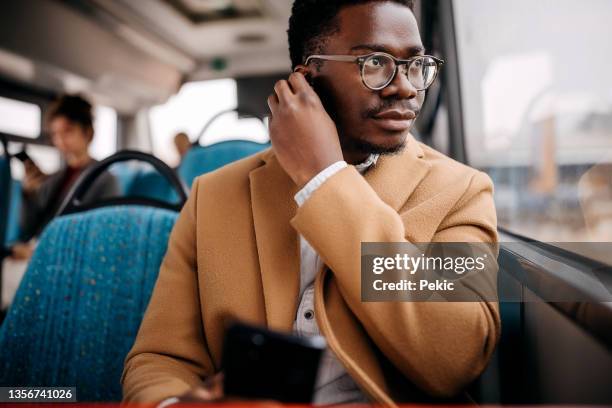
[173,132,191,163]
[12,94,119,260]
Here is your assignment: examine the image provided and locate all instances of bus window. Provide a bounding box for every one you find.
[0,96,41,139]
[454,0,612,246]
[90,105,118,161]
[149,79,268,167]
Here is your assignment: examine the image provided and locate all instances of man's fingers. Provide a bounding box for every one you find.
[273,80,293,104]
[267,93,279,116]
[288,72,312,94]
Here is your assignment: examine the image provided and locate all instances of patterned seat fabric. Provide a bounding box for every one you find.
[0,205,178,401]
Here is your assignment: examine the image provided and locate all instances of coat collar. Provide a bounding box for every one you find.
[249,134,431,330]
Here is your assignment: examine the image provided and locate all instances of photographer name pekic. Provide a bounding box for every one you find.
[373,279,455,292]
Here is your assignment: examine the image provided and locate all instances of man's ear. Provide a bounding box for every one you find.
[293,64,314,85]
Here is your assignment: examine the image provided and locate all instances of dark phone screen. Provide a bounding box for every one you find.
[222,322,326,403]
[15,150,31,162]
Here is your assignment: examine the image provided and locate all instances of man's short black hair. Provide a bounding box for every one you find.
[288,0,415,69]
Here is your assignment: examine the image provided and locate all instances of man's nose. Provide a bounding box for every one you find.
[379,66,418,99]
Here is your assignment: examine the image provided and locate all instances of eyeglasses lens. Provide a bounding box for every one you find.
[363,54,438,90]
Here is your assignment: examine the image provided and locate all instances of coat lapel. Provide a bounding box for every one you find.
[363,134,431,212]
[319,135,432,404]
[249,151,301,332]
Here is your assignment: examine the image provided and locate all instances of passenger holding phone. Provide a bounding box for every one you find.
[16,150,47,194]
[12,95,118,259]
[123,0,499,405]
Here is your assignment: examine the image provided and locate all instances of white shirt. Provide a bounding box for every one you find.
[293,155,379,405]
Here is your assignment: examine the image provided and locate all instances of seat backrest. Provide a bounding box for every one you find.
[0,205,178,401]
[108,162,139,195]
[179,140,269,187]
[0,154,20,248]
[0,154,10,248]
[128,170,179,203]
[5,179,22,245]
[110,162,179,204]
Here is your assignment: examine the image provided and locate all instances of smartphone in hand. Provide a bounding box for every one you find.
[15,150,32,163]
[222,321,326,403]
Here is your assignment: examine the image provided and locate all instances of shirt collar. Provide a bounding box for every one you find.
[354,154,380,174]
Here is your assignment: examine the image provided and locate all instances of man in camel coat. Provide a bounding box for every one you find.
[122,0,499,405]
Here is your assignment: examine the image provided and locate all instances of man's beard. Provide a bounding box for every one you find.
[340,133,408,156]
[315,83,416,156]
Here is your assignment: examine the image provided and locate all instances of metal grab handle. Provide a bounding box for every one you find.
[196,108,267,146]
[57,150,189,216]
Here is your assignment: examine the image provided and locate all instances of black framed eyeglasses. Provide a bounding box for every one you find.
[304,52,444,91]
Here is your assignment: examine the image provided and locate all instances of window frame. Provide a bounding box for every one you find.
[0,78,55,146]
[436,0,467,163]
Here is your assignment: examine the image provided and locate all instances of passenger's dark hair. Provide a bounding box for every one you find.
[46,94,94,133]
[288,0,415,69]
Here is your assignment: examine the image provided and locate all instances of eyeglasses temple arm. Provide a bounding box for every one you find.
[305,55,359,65]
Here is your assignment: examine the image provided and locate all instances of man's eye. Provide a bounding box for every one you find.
[366,57,385,68]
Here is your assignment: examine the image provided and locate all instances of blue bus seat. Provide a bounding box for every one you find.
[0,154,10,248]
[128,170,179,203]
[108,162,139,195]
[110,162,179,204]
[5,179,22,245]
[178,140,269,187]
[0,149,22,247]
[0,205,178,401]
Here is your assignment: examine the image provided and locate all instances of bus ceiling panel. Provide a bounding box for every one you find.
[188,49,290,82]
[0,0,184,115]
[0,73,56,108]
[97,0,291,73]
[78,0,195,71]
